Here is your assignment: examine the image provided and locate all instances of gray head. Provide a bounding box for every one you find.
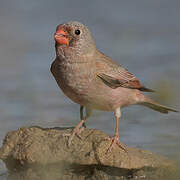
[54,21,96,57]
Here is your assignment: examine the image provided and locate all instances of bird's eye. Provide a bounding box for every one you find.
[75,29,81,35]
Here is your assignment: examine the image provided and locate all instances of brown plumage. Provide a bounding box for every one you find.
[51,21,178,152]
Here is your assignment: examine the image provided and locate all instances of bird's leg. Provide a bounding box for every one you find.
[63,106,91,147]
[106,107,127,153]
[80,105,86,128]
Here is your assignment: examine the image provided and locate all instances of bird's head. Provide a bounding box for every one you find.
[54,21,96,57]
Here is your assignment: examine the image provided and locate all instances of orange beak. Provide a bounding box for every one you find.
[54,28,69,46]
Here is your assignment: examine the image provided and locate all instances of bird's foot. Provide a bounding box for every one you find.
[105,134,127,153]
[62,120,85,147]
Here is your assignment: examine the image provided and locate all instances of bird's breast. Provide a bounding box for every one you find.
[51,59,95,105]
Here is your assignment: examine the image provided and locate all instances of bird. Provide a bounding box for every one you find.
[51,21,178,152]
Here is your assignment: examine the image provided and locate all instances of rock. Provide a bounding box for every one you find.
[0,127,175,180]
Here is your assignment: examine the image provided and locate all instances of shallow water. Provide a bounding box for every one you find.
[0,0,180,179]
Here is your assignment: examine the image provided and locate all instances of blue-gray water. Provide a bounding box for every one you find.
[0,0,180,178]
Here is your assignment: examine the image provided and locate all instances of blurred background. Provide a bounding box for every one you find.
[0,0,180,177]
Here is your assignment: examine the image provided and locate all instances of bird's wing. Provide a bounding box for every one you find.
[96,52,154,92]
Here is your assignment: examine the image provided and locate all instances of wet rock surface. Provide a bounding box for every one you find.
[0,127,175,180]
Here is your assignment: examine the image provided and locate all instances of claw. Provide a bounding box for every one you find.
[105,135,127,153]
[62,120,85,147]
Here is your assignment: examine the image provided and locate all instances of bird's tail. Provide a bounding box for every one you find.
[139,96,178,114]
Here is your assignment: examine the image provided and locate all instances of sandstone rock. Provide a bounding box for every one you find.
[0,127,175,180]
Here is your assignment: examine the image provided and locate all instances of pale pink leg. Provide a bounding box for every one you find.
[63,119,85,147]
[63,106,91,147]
[106,108,127,153]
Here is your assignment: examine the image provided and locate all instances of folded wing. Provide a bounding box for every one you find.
[96,52,154,92]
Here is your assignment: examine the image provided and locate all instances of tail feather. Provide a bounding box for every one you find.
[141,101,178,114]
